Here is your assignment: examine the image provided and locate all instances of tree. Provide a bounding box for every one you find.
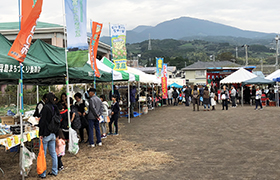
[217,52,235,61]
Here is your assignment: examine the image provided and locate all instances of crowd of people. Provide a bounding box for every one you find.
[32,83,278,178]
[34,88,120,178]
[166,84,239,111]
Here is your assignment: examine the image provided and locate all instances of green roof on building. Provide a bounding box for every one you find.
[0,21,63,30]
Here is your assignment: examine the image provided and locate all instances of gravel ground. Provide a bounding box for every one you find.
[120,104,280,180]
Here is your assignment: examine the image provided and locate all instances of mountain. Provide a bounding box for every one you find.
[131,25,152,33]
[100,16,276,44]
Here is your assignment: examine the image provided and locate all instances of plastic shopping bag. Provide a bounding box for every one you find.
[37,139,46,175]
[20,145,36,176]
[68,127,79,155]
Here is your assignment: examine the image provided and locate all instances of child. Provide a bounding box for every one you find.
[100,95,109,139]
[108,94,120,135]
[56,129,66,171]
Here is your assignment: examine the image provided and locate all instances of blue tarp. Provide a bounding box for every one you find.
[168,82,183,88]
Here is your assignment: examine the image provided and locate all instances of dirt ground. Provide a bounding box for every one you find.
[1,103,280,179]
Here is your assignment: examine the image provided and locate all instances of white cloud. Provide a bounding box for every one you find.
[1,0,280,36]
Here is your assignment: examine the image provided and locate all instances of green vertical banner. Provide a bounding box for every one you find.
[111,24,127,70]
[65,0,88,67]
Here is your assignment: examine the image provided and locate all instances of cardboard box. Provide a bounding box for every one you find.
[1,116,15,125]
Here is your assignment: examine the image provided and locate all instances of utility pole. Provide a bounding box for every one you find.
[275,35,279,70]
[242,44,249,66]
[236,47,238,58]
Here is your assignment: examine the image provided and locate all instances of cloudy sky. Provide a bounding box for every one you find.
[1,0,280,36]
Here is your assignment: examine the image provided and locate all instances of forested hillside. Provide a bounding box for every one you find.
[127,39,277,70]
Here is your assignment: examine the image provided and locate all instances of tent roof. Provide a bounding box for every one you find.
[0,34,66,85]
[101,57,139,82]
[0,34,112,85]
[265,69,280,81]
[242,76,275,86]
[168,82,183,88]
[220,68,257,84]
[28,39,112,83]
[0,21,63,31]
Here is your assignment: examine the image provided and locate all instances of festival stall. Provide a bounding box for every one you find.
[220,67,257,106]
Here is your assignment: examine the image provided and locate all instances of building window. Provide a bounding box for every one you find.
[195,70,206,77]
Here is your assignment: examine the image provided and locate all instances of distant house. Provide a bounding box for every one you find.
[181,61,255,85]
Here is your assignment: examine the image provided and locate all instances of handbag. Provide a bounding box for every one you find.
[200,96,203,102]
[80,116,88,128]
[37,139,47,175]
[107,116,110,122]
[221,94,226,100]
[214,95,218,101]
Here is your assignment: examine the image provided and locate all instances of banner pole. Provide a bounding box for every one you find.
[62,0,71,134]
[109,23,114,95]
[18,0,24,179]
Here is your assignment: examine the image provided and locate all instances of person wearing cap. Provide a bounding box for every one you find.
[87,88,103,147]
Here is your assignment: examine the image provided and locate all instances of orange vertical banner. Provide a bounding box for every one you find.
[21,0,34,26]
[90,21,102,77]
[8,0,43,62]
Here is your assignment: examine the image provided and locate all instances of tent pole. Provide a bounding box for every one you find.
[101,83,104,95]
[241,85,244,107]
[277,82,279,107]
[152,84,155,109]
[138,81,140,117]
[17,85,19,114]
[128,82,130,123]
[146,83,148,110]
[36,85,39,104]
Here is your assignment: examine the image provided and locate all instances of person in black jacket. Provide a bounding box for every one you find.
[74,92,89,143]
[108,94,120,135]
[33,94,47,118]
[38,93,59,178]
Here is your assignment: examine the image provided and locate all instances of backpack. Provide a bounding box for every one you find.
[172,90,178,98]
[47,105,61,134]
[71,106,81,130]
[193,90,198,98]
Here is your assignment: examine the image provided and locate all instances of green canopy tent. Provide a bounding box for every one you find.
[102,57,139,82]
[28,39,112,84]
[0,34,66,85]
[101,57,141,123]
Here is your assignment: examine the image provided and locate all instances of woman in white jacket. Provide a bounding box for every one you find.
[210,87,217,110]
[100,95,109,139]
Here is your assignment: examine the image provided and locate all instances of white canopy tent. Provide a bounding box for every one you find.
[265,69,280,81]
[96,60,124,81]
[126,67,160,84]
[220,67,257,106]
[220,67,257,84]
